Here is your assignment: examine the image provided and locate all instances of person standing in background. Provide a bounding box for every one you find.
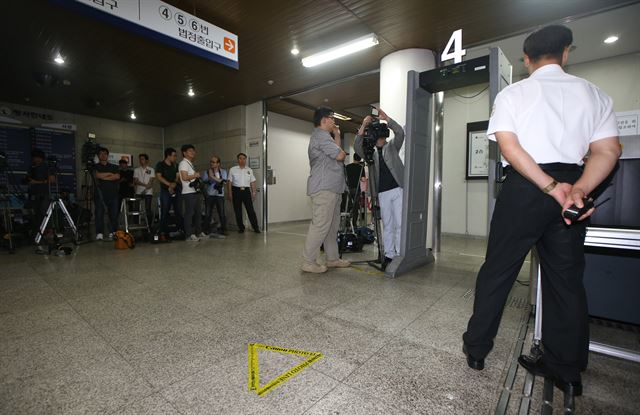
[134,153,155,225]
[202,155,228,237]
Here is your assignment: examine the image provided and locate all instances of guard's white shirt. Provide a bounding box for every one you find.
[488,64,619,166]
[178,159,197,194]
[228,165,256,188]
[133,166,155,195]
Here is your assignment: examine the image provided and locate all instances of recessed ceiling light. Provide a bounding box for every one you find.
[333,112,351,121]
[54,53,65,65]
[604,35,619,44]
[291,47,300,56]
[187,87,195,97]
[302,33,379,68]
[130,111,137,120]
[267,80,274,85]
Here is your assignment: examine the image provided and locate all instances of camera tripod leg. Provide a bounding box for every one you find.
[34,202,56,244]
[56,201,79,243]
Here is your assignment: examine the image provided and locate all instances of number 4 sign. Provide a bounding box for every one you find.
[441,29,466,64]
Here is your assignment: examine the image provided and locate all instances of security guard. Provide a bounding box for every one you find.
[462,25,621,399]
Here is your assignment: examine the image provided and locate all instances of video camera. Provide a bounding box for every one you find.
[81,134,100,169]
[362,117,390,164]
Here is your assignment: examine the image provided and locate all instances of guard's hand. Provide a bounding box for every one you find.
[332,125,341,137]
[378,109,389,121]
[548,182,571,209]
[562,188,595,225]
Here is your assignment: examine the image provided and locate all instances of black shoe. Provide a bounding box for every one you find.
[381,256,393,271]
[463,345,484,370]
[238,229,245,233]
[518,354,583,397]
[253,228,261,234]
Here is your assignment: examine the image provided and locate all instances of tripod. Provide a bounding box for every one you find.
[34,168,78,245]
[344,159,385,271]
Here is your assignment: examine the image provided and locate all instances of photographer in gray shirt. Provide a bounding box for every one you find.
[354,108,405,270]
[302,107,351,273]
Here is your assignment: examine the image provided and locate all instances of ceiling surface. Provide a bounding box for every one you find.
[1,0,638,128]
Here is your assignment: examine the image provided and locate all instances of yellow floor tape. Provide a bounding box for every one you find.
[248,343,323,396]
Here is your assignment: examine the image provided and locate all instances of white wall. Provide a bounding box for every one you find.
[440,52,639,237]
[267,112,313,223]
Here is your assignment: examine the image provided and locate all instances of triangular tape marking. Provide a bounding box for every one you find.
[247,343,323,396]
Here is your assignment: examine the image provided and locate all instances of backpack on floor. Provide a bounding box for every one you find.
[114,230,135,249]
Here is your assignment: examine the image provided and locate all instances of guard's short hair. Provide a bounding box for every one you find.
[138,153,149,161]
[164,147,176,158]
[353,153,362,162]
[313,106,334,127]
[181,144,195,154]
[97,147,109,155]
[523,25,573,63]
[237,152,247,159]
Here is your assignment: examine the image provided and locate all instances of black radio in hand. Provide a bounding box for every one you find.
[563,198,594,222]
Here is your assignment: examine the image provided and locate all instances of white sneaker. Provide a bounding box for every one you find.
[108,232,116,241]
[187,234,200,241]
[95,233,104,241]
[198,232,207,238]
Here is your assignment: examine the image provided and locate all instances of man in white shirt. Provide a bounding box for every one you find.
[133,153,155,225]
[462,25,621,400]
[179,144,204,241]
[227,153,260,233]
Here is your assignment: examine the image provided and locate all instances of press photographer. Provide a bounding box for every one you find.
[201,155,228,236]
[94,147,120,241]
[133,153,155,225]
[301,106,350,273]
[354,108,405,270]
[179,144,204,241]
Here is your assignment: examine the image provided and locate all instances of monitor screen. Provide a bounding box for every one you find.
[589,158,640,228]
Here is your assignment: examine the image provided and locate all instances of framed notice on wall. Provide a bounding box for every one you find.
[466,121,489,179]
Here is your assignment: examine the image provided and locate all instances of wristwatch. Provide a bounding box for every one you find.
[542,180,558,194]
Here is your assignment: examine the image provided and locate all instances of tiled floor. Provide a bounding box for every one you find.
[1,222,639,414]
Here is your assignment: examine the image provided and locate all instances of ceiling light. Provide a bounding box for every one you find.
[291,48,300,56]
[603,35,618,44]
[333,112,351,121]
[130,111,137,120]
[302,33,379,68]
[54,53,65,65]
[187,87,195,97]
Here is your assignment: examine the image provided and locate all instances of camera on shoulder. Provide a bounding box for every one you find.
[362,118,390,163]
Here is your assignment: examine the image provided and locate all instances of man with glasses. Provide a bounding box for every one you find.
[202,155,228,237]
[301,107,351,273]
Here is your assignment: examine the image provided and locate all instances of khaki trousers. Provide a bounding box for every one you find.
[303,190,341,263]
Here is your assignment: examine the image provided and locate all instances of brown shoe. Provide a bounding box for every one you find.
[301,262,328,273]
[326,258,351,268]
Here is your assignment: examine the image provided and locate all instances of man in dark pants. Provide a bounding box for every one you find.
[227,153,260,233]
[179,144,204,241]
[462,25,620,399]
[155,147,182,240]
[94,147,120,241]
[344,153,366,229]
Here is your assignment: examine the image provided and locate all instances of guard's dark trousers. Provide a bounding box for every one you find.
[463,164,588,382]
[232,187,259,231]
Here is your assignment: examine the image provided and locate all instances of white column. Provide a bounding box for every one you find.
[380,49,435,130]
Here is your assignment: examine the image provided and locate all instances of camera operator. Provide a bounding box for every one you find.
[134,154,155,225]
[201,155,228,236]
[94,147,120,241]
[155,147,182,240]
[227,153,260,234]
[354,108,405,270]
[301,106,350,273]
[26,149,54,232]
[179,144,204,241]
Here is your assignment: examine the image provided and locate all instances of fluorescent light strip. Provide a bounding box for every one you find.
[333,112,351,121]
[302,34,379,68]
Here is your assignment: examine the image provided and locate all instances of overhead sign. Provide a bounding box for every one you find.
[56,0,239,69]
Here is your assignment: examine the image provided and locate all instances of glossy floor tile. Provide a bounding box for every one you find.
[0,224,638,414]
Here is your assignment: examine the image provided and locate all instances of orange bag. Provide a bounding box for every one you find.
[114,230,135,249]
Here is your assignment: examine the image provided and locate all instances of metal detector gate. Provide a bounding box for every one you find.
[388,47,511,278]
